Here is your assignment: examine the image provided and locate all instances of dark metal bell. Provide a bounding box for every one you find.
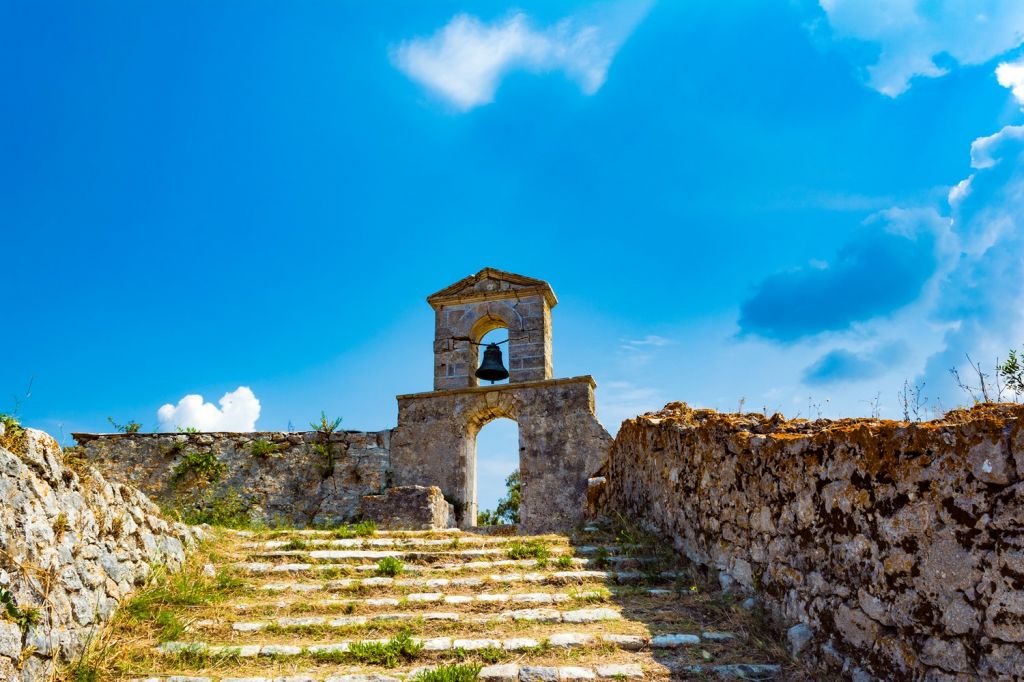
[476,343,510,383]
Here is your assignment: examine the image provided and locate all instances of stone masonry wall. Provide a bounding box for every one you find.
[74,430,393,527]
[597,402,1024,680]
[0,427,200,681]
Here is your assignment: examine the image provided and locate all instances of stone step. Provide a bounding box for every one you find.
[234,558,663,576]
[241,550,649,567]
[216,606,622,632]
[229,588,637,612]
[252,570,682,593]
[242,537,637,553]
[129,661,650,681]
[158,630,728,658]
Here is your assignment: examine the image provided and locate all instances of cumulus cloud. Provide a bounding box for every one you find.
[391,2,651,110]
[920,125,1024,401]
[738,208,947,341]
[803,342,910,385]
[996,58,1024,106]
[817,0,1024,96]
[157,386,261,432]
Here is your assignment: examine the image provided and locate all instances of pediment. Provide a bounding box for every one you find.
[428,268,557,308]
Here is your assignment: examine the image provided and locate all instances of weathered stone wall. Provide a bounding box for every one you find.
[597,402,1024,680]
[0,427,200,681]
[74,429,393,527]
[392,376,612,533]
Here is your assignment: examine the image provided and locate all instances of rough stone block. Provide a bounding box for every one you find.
[360,486,453,530]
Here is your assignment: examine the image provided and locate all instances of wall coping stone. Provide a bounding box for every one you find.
[397,375,596,401]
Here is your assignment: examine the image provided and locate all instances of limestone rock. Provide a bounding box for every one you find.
[360,485,452,530]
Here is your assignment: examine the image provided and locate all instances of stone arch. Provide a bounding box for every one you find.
[392,377,612,533]
[462,396,520,523]
[466,305,520,387]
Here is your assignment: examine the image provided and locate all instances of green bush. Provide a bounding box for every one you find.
[107,417,142,433]
[177,490,251,528]
[329,520,376,538]
[477,470,520,525]
[0,586,39,631]
[506,540,549,562]
[313,629,422,667]
[249,439,279,457]
[170,451,226,485]
[412,664,482,681]
[376,556,405,577]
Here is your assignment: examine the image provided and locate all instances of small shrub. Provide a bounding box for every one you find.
[376,556,405,577]
[170,451,226,485]
[412,663,482,682]
[0,414,27,455]
[0,587,39,631]
[329,520,376,538]
[281,538,308,551]
[556,555,574,570]
[53,512,69,539]
[177,426,200,433]
[178,490,251,528]
[155,609,184,642]
[321,629,421,667]
[249,439,279,458]
[506,540,549,562]
[478,646,507,664]
[107,417,142,433]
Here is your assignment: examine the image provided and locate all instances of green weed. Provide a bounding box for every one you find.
[249,439,279,457]
[506,540,550,562]
[411,663,482,682]
[376,556,405,577]
[170,451,225,485]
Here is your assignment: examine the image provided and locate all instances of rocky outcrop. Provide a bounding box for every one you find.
[597,402,1024,680]
[360,485,455,530]
[0,428,200,681]
[74,430,393,527]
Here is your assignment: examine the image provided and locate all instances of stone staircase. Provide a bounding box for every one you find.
[78,525,789,681]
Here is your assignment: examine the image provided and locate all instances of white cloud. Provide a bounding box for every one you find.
[817,0,1024,96]
[970,124,1024,169]
[391,2,651,110]
[996,58,1024,106]
[157,386,261,432]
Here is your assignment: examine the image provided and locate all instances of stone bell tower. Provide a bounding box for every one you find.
[428,268,556,390]
[390,268,612,534]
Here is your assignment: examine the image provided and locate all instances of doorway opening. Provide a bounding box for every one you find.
[473,417,520,527]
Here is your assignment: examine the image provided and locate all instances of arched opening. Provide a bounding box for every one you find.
[470,417,520,527]
[474,327,511,387]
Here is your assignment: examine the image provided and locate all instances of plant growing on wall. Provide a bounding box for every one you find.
[170,451,226,485]
[0,413,27,455]
[310,411,343,476]
[107,416,142,433]
[249,439,278,458]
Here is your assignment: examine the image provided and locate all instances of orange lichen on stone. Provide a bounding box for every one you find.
[599,400,1024,680]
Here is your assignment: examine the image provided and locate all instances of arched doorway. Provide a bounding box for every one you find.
[474,417,519,526]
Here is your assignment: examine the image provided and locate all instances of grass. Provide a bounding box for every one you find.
[411,663,482,682]
[249,439,279,458]
[505,540,550,562]
[556,555,574,569]
[175,489,252,528]
[330,520,377,538]
[170,450,226,485]
[312,629,422,668]
[0,413,27,455]
[0,586,40,631]
[376,556,405,577]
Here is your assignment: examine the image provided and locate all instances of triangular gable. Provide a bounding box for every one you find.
[427,268,557,308]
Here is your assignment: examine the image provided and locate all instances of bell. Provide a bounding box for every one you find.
[476,343,510,383]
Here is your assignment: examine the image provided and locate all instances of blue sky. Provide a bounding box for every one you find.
[4,1,1024,509]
